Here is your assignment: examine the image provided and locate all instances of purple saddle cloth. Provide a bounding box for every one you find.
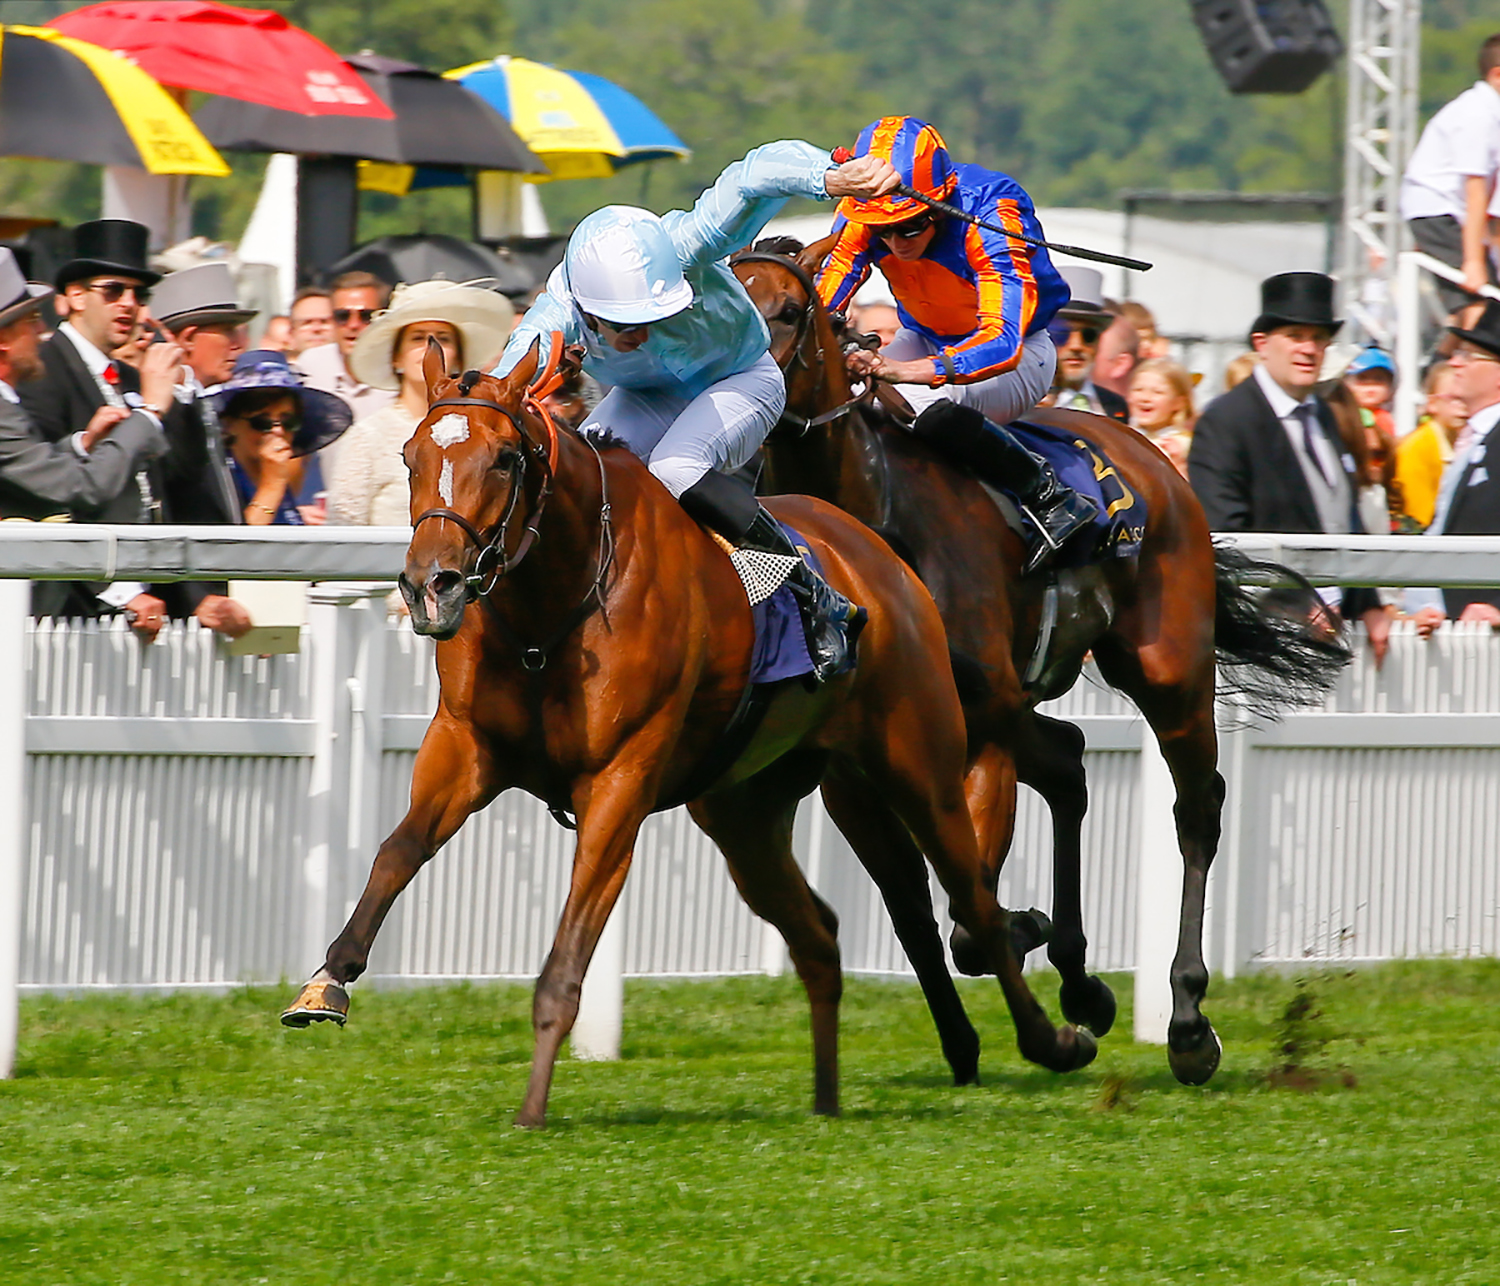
[747,521,818,684]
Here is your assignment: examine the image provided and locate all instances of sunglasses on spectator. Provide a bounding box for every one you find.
[85,280,151,305]
[334,308,377,325]
[1046,320,1102,347]
[876,214,935,241]
[242,413,302,434]
[1450,346,1500,366]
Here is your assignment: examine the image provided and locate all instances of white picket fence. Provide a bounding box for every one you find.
[3,528,1500,1072]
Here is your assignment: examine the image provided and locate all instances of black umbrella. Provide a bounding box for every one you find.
[195,52,545,173]
[323,234,539,296]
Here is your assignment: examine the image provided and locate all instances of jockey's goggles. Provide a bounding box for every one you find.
[588,314,654,336]
[874,213,936,242]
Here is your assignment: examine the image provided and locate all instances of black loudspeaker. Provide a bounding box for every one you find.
[1190,0,1343,94]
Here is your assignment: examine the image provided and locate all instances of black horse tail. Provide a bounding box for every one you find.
[1213,542,1351,719]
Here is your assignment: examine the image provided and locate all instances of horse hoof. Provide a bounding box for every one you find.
[1009,907,1054,959]
[512,1111,547,1130]
[1168,1021,1222,1086]
[280,979,349,1028]
[1067,1025,1099,1071]
[948,925,989,977]
[1059,974,1117,1037]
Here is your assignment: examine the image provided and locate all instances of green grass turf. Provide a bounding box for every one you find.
[3,961,1498,1284]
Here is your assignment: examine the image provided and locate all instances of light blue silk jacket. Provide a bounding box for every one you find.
[494,140,833,398]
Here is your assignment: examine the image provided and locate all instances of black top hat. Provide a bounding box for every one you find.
[1250,271,1341,338]
[54,219,161,292]
[1449,300,1500,359]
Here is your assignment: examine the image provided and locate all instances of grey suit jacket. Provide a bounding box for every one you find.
[0,395,165,521]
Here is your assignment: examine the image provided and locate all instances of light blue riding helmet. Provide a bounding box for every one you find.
[563,205,694,325]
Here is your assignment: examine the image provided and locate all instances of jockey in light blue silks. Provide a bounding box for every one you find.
[493,140,894,682]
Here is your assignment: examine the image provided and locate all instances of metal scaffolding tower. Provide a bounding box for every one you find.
[1340,0,1422,345]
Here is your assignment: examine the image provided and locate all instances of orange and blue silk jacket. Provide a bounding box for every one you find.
[816,162,1069,385]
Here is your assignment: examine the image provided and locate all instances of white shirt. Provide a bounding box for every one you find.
[1400,81,1500,222]
[0,379,18,405]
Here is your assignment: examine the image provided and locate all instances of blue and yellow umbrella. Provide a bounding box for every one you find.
[446,55,689,182]
[0,24,226,175]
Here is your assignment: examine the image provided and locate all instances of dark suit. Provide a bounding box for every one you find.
[1096,383,1128,423]
[1433,414,1500,616]
[1189,373,1378,618]
[16,328,184,616]
[159,392,241,614]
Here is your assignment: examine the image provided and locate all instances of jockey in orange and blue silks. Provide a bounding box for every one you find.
[814,116,1094,573]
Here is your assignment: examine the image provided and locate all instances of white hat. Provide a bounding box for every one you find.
[349,279,516,391]
[564,206,693,325]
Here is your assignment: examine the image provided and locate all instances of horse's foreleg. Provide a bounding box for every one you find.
[862,732,1096,1076]
[691,769,843,1116]
[948,742,1020,977]
[515,769,652,1129]
[283,713,499,1027]
[1017,713,1115,1038]
[820,767,979,1086]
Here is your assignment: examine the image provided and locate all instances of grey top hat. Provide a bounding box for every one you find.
[1055,265,1110,325]
[0,247,54,329]
[154,263,257,331]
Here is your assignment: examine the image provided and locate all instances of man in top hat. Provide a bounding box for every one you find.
[153,260,258,638]
[0,246,174,622]
[14,220,186,637]
[1189,271,1389,659]
[815,115,1094,571]
[1405,301,1500,633]
[1046,266,1129,421]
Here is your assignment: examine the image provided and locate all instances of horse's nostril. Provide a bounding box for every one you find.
[431,570,463,597]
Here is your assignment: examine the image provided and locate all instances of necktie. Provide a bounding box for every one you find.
[1296,404,1334,489]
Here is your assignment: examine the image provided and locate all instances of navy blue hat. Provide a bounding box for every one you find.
[211,350,352,457]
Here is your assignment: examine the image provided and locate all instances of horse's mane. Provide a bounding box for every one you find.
[750,235,806,257]
[581,427,631,452]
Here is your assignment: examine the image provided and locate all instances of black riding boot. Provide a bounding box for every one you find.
[912,401,1096,573]
[680,470,867,683]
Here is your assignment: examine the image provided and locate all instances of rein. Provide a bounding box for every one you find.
[731,249,876,435]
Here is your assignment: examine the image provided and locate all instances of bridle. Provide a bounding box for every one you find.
[730,249,876,435]
[408,349,616,671]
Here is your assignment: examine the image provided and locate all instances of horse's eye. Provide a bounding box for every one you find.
[493,448,519,471]
[776,302,803,324]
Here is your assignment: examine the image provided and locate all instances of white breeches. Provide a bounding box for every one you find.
[883,328,1057,424]
[580,352,786,498]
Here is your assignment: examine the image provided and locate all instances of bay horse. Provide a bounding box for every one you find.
[280,338,1097,1127]
[732,239,1347,1086]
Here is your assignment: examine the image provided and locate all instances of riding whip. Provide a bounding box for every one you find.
[830,147,1153,273]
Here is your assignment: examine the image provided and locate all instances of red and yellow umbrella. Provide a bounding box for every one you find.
[0,25,226,175]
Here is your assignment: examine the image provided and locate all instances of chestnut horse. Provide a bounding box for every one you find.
[280,340,1097,1127]
[732,240,1347,1086]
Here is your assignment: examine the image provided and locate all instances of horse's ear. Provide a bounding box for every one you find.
[796,233,839,278]
[422,337,448,401]
[501,337,542,395]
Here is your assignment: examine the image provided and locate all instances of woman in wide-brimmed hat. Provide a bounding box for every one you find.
[329,279,514,526]
[212,350,352,525]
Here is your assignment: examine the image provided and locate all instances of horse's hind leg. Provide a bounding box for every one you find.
[282,713,499,1026]
[1094,634,1226,1086]
[691,763,843,1116]
[819,773,981,1086]
[1017,712,1116,1038]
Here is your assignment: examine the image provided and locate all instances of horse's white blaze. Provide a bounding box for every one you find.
[431,413,470,449]
[439,458,454,505]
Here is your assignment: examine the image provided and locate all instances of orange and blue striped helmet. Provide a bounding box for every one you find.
[837,116,957,225]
